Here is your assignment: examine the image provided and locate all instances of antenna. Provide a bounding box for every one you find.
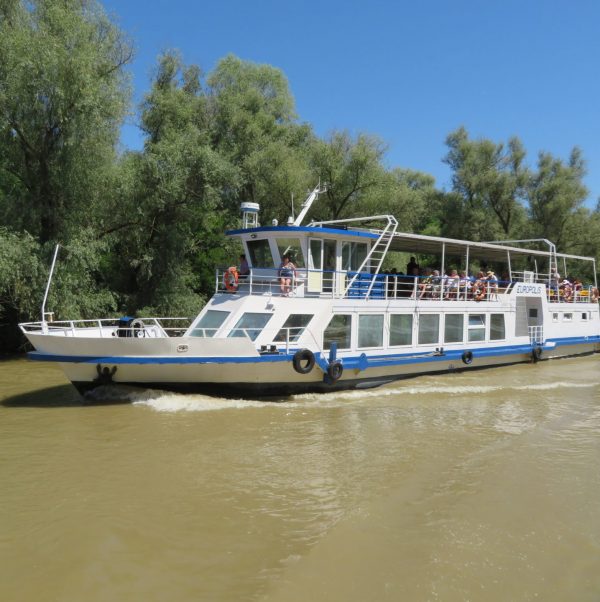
[41,244,60,323]
[293,182,327,227]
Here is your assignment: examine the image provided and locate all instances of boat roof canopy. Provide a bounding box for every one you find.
[226,224,594,264]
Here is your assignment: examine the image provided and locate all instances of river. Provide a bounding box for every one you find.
[1,355,599,601]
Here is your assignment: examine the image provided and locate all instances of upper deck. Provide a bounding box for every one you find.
[223,215,599,305]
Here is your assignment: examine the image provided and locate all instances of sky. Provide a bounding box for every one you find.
[101,0,600,207]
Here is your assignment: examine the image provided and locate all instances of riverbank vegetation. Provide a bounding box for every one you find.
[1,0,599,353]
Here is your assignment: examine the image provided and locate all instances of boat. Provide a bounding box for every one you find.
[19,185,600,398]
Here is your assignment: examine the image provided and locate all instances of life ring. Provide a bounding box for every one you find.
[532,347,542,362]
[327,360,343,382]
[223,266,239,291]
[292,349,315,374]
[461,350,473,365]
[131,318,145,338]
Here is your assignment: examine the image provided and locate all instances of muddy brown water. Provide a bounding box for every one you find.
[1,355,600,601]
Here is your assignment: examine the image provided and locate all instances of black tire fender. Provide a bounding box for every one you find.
[532,347,542,362]
[461,350,473,365]
[327,360,343,382]
[292,349,315,374]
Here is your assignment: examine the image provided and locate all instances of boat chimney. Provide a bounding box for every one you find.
[240,202,260,229]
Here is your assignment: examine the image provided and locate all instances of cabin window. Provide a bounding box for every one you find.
[308,239,322,269]
[468,314,486,342]
[389,314,413,346]
[189,310,230,337]
[418,314,440,345]
[247,239,274,268]
[228,312,273,341]
[581,312,588,321]
[552,313,559,322]
[563,313,572,322]
[341,241,368,271]
[490,314,505,340]
[529,308,538,319]
[444,314,464,343]
[358,314,384,348]
[324,314,352,350]
[274,314,313,342]
[276,238,305,268]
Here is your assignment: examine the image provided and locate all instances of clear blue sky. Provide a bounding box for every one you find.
[102,0,600,207]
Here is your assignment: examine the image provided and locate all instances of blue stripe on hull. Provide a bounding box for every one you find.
[28,335,600,368]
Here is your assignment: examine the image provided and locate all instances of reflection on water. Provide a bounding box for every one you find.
[1,356,600,601]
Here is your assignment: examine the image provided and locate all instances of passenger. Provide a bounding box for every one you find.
[486,271,499,297]
[418,268,433,299]
[406,256,419,275]
[550,268,560,298]
[560,278,573,302]
[404,266,420,297]
[472,271,487,301]
[444,269,459,299]
[430,270,442,299]
[278,254,297,296]
[458,271,471,300]
[239,254,250,278]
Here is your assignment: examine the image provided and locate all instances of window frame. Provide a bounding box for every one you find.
[357,313,385,349]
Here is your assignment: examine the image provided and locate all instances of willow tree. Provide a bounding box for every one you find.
[0,0,132,243]
[526,148,589,250]
[309,131,388,221]
[207,54,314,221]
[442,127,528,241]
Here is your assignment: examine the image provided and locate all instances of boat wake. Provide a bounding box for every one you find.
[109,378,600,413]
[293,380,600,403]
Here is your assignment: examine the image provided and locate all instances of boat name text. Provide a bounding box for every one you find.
[516,284,542,295]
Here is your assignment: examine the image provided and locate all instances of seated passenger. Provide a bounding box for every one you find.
[279,254,297,296]
[458,271,471,299]
[472,271,487,301]
[430,270,442,298]
[417,268,433,299]
[444,269,459,299]
[560,278,573,302]
[238,254,250,279]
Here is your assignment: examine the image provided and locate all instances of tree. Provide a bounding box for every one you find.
[0,0,132,242]
[441,127,528,240]
[309,131,388,221]
[207,54,314,222]
[526,148,588,251]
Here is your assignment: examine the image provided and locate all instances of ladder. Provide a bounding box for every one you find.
[344,216,398,299]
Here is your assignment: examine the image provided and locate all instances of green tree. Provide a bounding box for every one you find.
[441,127,528,240]
[526,148,588,251]
[207,54,314,222]
[309,131,388,221]
[0,0,132,242]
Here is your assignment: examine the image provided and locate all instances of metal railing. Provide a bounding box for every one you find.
[19,317,192,338]
[529,325,544,346]
[215,267,597,305]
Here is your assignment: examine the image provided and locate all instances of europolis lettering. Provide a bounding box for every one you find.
[516,284,543,295]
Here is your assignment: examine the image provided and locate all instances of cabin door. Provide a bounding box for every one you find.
[308,238,323,292]
[308,238,337,293]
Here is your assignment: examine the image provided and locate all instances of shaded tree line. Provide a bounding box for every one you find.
[1,0,599,353]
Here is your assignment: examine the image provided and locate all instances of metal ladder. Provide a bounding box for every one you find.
[344,216,398,299]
